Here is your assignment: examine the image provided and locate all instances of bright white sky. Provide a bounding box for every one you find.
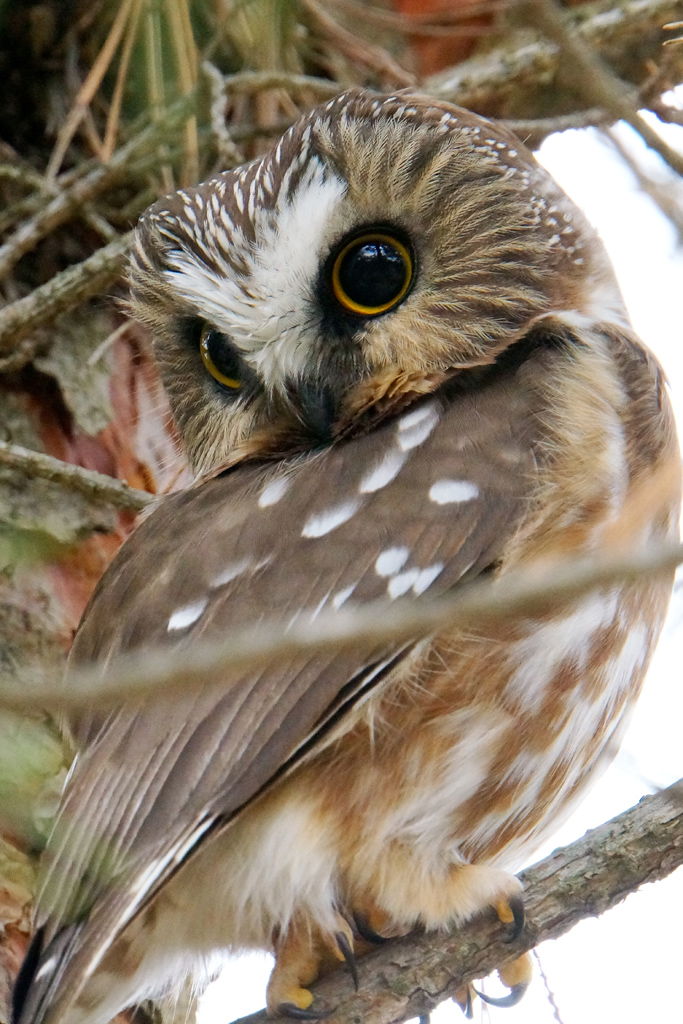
[199,105,683,1024]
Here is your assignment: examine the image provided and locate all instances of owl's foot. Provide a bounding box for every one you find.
[333,920,359,989]
[453,985,474,1019]
[267,916,357,1018]
[351,901,406,943]
[496,894,525,942]
[476,953,533,1008]
[453,892,529,1016]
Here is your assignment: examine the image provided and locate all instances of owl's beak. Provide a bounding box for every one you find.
[289,380,340,443]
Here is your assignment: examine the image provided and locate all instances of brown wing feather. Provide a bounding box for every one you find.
[31,370,541,1020]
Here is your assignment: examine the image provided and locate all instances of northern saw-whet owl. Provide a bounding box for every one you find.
[13,89,680,1024]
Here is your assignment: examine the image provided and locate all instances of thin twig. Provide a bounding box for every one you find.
[0,231,133,355]
[222,70,342,98]
[87,321,131,366]
[0,539,681,712]
[329,0,507,36]
[203,61,245,168]
[519,0,683,178]
[0,440,153,514]
[501,108,609,145]
[427,0,683,119]
[230,780,683,1024]
[602,127,683,243]
[46,0,137,180]
[300,0,415,87]
[0,96,194,283]
[533,951,567,1024]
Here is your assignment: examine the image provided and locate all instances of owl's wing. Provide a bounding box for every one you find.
[18,368,543,1024]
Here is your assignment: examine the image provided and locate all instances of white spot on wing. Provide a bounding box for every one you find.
[398,403,440,451]
[34,955,59,982]
[375,547,410,577]
[302,500,360,538]
[259,476,290,507]
[332,585,356,609]
[429,480,479,504]
[211,558,252,589]
[359,449,407,493]
[387,569,421,599]
[168,598,208,631]
[412,563,444,594]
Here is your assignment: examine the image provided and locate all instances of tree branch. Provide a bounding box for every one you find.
[520,0,683,178]
[426,0,683,118]
[0,232,133,356]
[0,441,153,515]
[0,97,194,283]
[0,539,680,713]
[230,779,683,1024]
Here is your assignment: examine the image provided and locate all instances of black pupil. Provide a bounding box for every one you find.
[205,329,241,383]
[338,239,407,310]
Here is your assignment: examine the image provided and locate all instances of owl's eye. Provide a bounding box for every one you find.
[200,325,241,389]
[331,232,413,316]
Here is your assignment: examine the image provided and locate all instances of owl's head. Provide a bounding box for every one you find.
[130,89,624,475]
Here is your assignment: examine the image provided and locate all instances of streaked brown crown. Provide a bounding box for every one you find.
[129,89,626,475]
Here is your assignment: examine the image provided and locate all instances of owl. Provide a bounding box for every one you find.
[12,89,680,1024]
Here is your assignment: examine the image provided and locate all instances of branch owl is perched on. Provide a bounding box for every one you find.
[13,90,680,1024]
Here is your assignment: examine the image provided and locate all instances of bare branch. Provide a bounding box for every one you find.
[221,70,341,99]
[0,232,133,356]
[0,441,153,515]
[0,97,193,283]
[0,539,680,713]
[300,0,416,87]
[500,107,609,145]
[426,0,683,119]
[519,0,683,177]
[602,127,683,242]
[230,779,683,1024]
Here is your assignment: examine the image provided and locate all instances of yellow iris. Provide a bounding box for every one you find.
[200,324,241,389]
[331,233,412,315]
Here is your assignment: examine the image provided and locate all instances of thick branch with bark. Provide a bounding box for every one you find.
[0,441,153,514]
[232,780,683,1024]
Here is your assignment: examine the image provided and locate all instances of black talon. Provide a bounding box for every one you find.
[505,894,525,942]
[474,982,529,1009]
[276,1004,333,1020]
[419,1014,431,1024]
[335,930,359,990]
[454,983,475,1015]
[353,912,388,945]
